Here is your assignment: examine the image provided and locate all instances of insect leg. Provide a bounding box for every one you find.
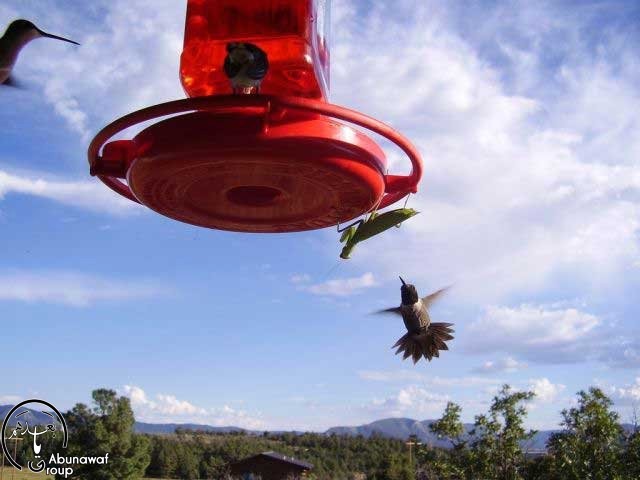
[337,219,364,232]
[395,193,412,228]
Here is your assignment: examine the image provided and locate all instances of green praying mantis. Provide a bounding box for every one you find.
[338,204,419,259]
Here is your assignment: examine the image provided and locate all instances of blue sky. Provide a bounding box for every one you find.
[1,0,639,431]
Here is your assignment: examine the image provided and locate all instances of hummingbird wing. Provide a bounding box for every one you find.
[421,285,452,309]
[372,306,402,316]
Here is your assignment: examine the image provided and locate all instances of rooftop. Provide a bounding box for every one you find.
[231,451,313,470]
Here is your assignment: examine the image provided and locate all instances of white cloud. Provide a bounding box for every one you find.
[2,0,640,430]
[298,272,377,297]
[124,385,206,416]
[464,306,640,370]
[3,1,186,141]
[595,334,640,370]
[609,377,640,404]
[0,169,141,215]
[123,385,149,407]
[465,304,601,363]
[325,1,640,303]
[364,386,450,418]
[5,1,639,305]
[529,378,566,403]
[122,385,265,430]
[155,394,208,416]
[0,270,168,307]
[473,357,528,374]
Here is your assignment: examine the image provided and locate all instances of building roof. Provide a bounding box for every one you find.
[231,451,313,470]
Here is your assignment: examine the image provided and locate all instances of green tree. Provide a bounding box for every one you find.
[200,453,229,479]
[175,442,200,479]
[469,384,535,480]
[521,454,555,480]
[147,438,178,478]
[375,452,413,480]
[62,388,150,480]
[546,387,623,480]
[620,405,640,479]
[430,402,466,449]
[425,402,468,479]
[623,430,640,479]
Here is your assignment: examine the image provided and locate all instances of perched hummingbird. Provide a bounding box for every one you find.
[223,42,269,94]
[0,19,79,87]
[375,277,454,364]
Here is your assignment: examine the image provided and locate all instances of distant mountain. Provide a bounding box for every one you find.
[326,418,564,451]
[4,405,635,453]
[326,418,636,452]
[134,422,246,435]
[327,418,456,449]
[134,417,554,451]
[133,422,305,436]
[327,418,477,449]
[0,405,63,428]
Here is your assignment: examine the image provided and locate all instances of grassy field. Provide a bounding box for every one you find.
[0,467,52,479]
[0,469,177,480]
[0,468,174,480]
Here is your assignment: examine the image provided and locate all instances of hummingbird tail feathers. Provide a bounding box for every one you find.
[393,323,455,364]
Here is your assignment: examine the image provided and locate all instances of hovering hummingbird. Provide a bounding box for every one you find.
[375,277,454,364]
[223,42,269,94]
[0,19,79,87]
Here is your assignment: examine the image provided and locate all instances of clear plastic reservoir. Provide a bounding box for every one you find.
[180,0,330,99]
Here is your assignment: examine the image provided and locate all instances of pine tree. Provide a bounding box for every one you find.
[622,430,640,479]
[61,389,150,480]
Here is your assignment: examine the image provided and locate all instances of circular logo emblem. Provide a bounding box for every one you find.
[1,399,68,472]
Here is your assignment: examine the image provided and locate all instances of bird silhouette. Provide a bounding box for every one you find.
[0,19,79,87]
[223,42,269,94]
[375,277,454,363]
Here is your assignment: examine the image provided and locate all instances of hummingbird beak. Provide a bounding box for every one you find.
[399,276,406,285]
[37,28,80,45]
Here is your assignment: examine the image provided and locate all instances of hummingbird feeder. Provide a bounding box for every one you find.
[88,0,423,233]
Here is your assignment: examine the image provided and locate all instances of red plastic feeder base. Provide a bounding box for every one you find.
[89,96,422,233]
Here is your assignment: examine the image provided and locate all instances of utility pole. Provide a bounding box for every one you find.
[10,438,22,480]
[406,437,422,467]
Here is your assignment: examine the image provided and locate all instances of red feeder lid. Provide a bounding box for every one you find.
[89,96,422,233]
